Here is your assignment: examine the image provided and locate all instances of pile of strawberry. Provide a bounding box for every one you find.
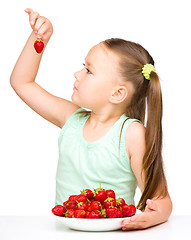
[52,186,136,218]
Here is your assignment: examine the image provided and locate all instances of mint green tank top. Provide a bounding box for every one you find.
[56,108,141,205]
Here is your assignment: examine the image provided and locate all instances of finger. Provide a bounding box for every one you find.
[122,219,147,230]
[37,22,51,40]
[121,212,149,227]
[123,216,149,230]
[33,16,46,33]
[29,11,40,27]
[24,8,33,14]
[122,221,148,230]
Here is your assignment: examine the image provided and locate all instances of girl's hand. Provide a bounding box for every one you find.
[24,8,53,42]
[121,199,162,230]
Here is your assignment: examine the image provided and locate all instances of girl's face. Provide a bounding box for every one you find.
[72,43,123,111]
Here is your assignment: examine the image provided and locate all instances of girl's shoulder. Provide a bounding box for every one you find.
[125,121,146,162]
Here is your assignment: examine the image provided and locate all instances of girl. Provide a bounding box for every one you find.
[10,8,172,230]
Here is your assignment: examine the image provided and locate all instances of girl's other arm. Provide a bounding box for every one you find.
[10,8,80,128]
[121,122,173,230]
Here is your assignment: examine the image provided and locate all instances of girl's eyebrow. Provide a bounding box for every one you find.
[84,58,95,70]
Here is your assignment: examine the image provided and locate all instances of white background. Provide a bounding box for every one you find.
[0,0,191,216]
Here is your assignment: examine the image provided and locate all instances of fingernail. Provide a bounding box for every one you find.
[31,21,34,25]
[37,35,41,39]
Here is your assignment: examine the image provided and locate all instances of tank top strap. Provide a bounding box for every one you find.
[119,116,142,161]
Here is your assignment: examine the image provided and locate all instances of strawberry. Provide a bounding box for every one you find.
[87,202,91,209]
[116,208,123,218]
[103,197,116,209]
[106,207,119,218]
[52,205,65,216]
[68,195,77,202]
[106,189,116,199]
[100,209,107,218]
[85,211,91,218]
[116,198,126,208]
[122,204,136,217]
[76,202,88,211]
[80,189,94,199]
[88,201,102,211]
[63,200,69,209]
[75,194,87,203]
[88,210,101,219]
[94,186,107,204]
[129,204,136,216]
[34,39,44,53]
[65,209,75,218]
[101,204,105,209]
[65,201,77,210]
[74,209,86,218]
[121,204,131,217]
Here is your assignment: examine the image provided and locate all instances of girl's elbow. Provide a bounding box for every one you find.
[166,193,173,217]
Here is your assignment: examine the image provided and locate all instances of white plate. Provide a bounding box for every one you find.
[56,209,142,232]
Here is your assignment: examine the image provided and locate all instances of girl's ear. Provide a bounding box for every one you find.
[109,86,128,104]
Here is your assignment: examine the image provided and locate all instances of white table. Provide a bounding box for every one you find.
[0,215,190,240]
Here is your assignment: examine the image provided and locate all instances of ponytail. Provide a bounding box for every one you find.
[136,72,168,210]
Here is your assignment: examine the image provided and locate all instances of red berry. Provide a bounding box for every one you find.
[34,39,44,53]
[76,202,88,211]
[88,210,101,219]
[116,208,123,218]
[85,211,91,218]
[94,187,107,204]
[129,204,136,216]
[116,198,126,208]
[106,189,116,199]
[103,197,116,209]
[74,209,86,218]
[65,201,77,210]
[122,204,136,217]
[100,209,107,218]
[87,202,91,208]
[80,189,94,199]
[52,205,65,216]
[106,207,118,218]
[65,209,75,218]
[63,200,69,208]
[75,194,87,203]
[88,201,102,211]
[68,195,77,202]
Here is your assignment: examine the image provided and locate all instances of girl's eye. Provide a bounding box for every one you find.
[82,63,92,74]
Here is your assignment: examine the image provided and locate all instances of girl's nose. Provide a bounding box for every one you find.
[74,71,78,79]
[74,68,83,81]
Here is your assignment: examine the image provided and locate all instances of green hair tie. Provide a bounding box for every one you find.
[142,64,155,80]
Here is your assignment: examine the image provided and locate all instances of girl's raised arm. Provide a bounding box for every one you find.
[10,8,80,128]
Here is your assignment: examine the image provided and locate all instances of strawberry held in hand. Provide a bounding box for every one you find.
[34,39,44,53]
